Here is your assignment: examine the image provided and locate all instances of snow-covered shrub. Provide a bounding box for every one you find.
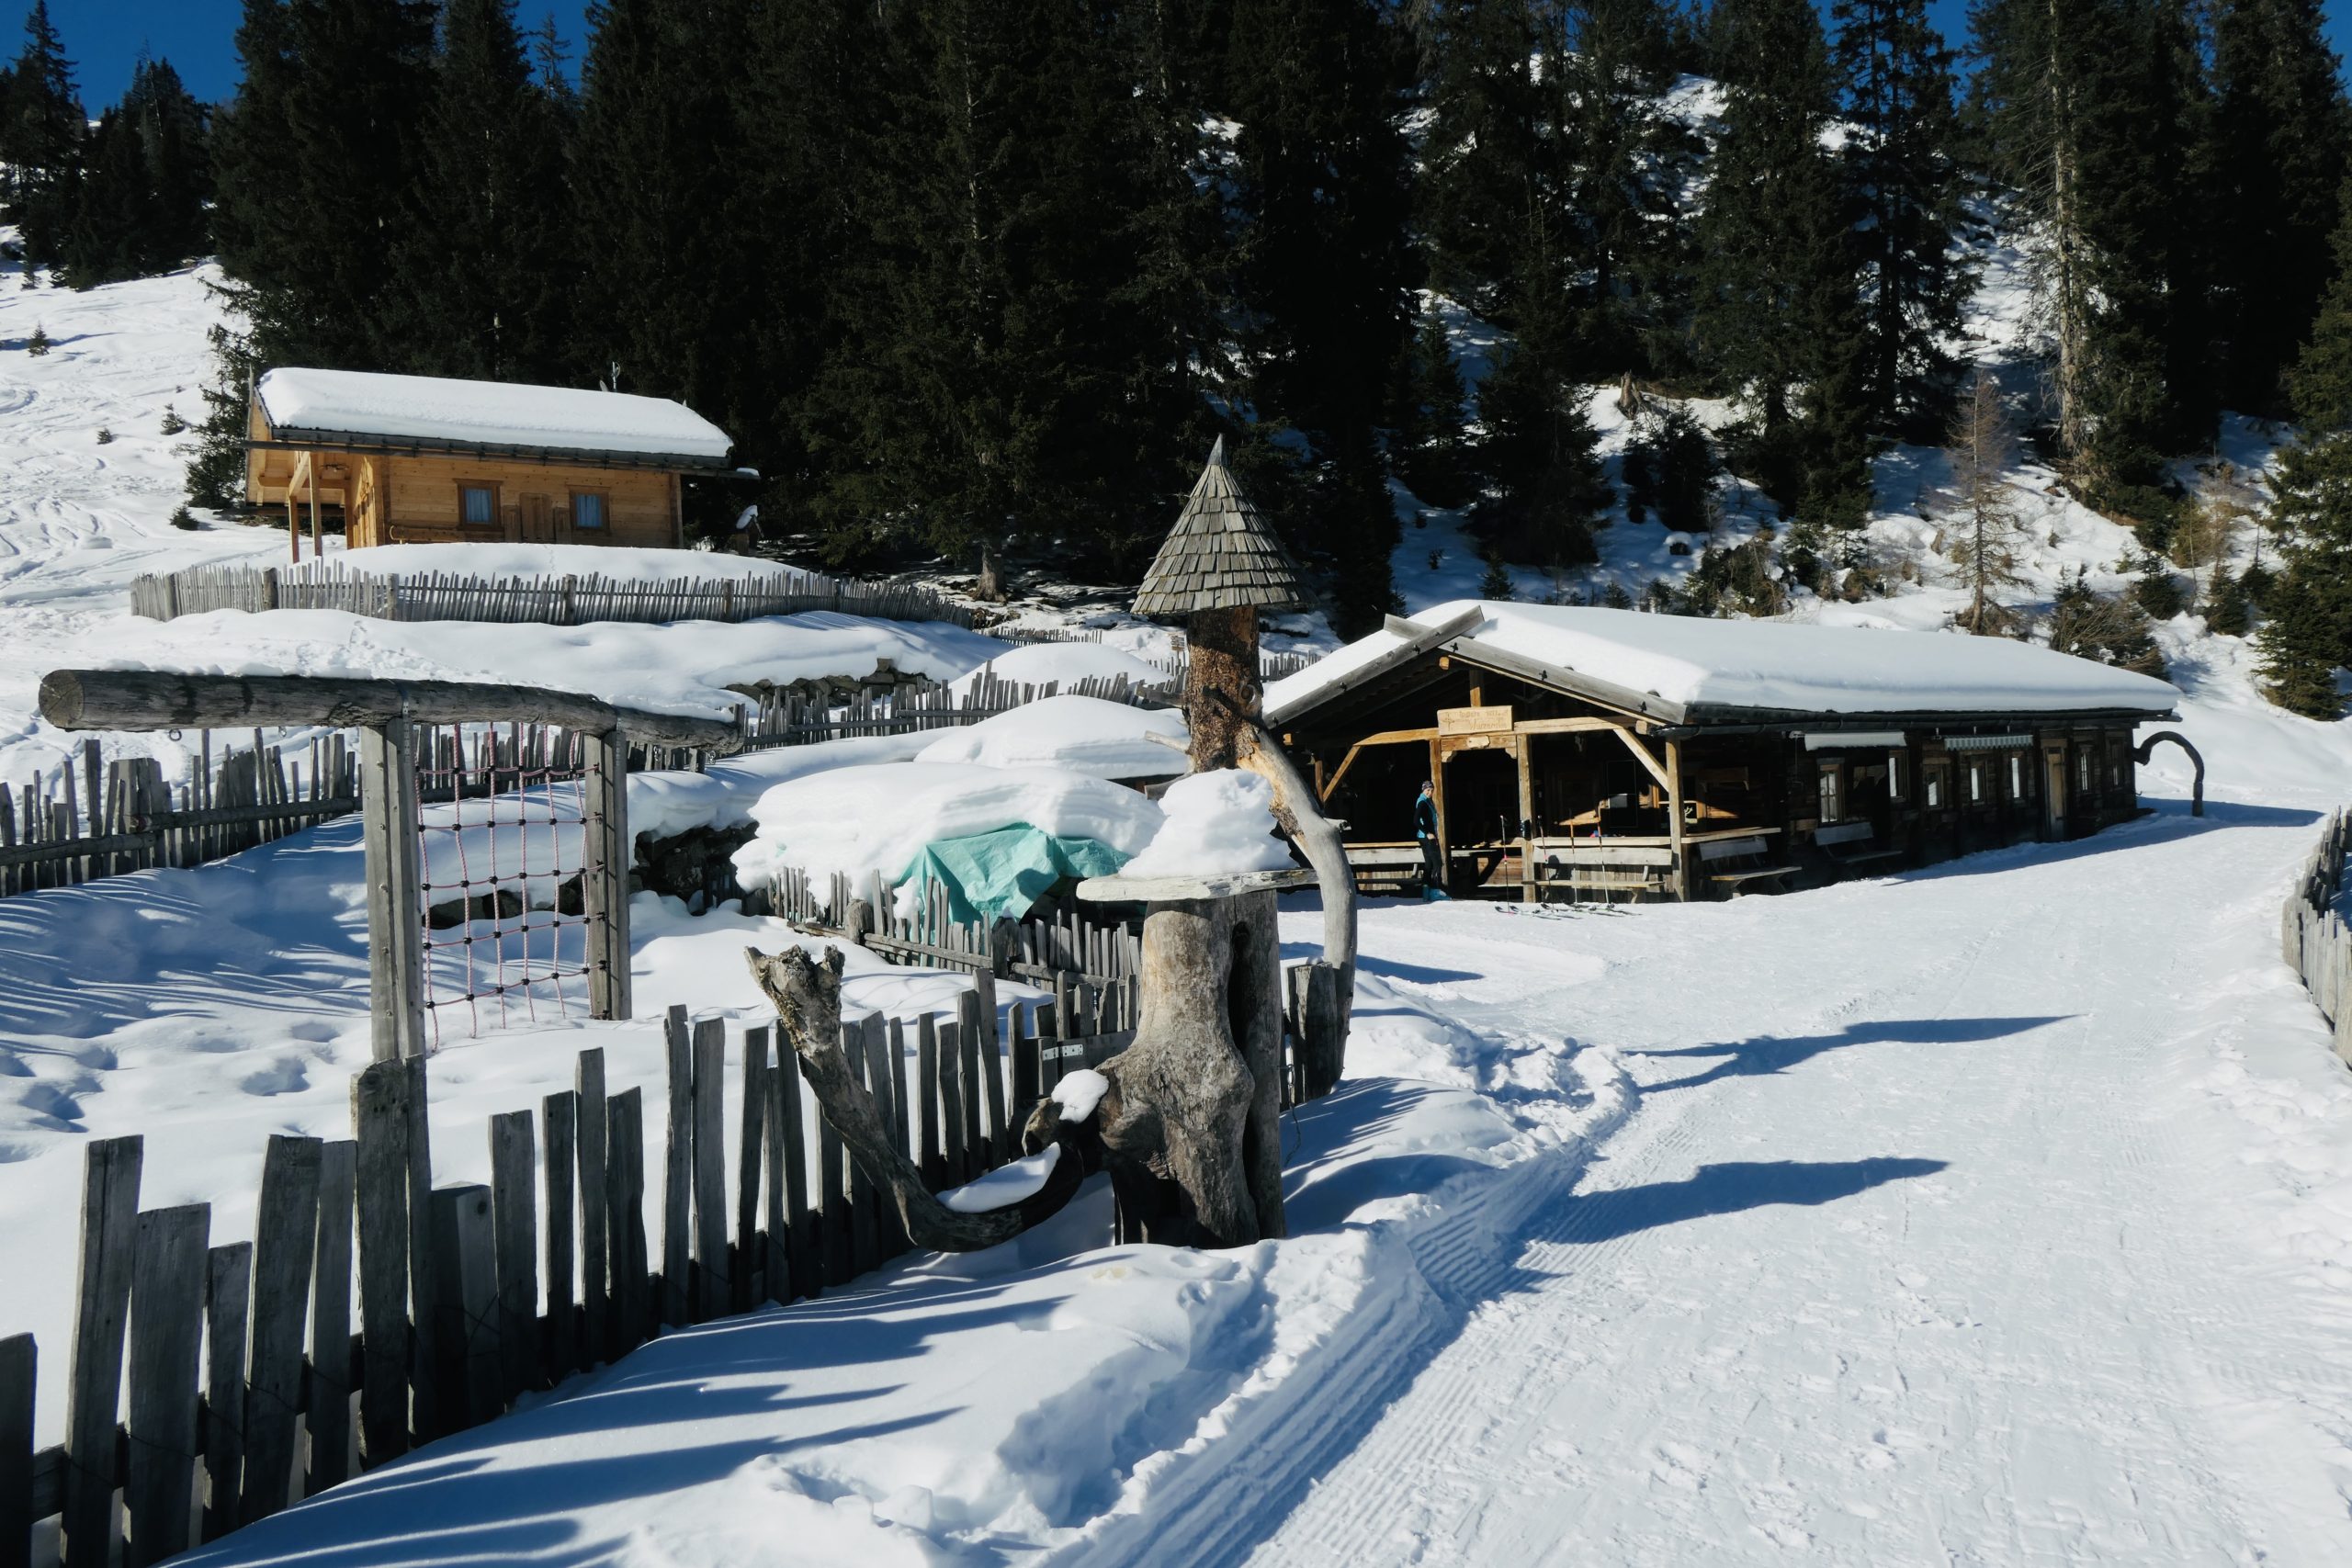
[95,427,112,445]
[168,505,198,531]
[160,404,186,435]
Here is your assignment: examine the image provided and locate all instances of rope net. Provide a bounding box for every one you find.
[415,722,593,1045]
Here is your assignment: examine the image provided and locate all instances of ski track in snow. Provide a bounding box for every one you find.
[1105,818,2352,1568]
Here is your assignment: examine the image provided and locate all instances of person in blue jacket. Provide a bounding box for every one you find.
[1415,780,1444,897]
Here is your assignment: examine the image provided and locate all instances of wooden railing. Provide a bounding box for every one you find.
[2285,807,2352,1067]
[0,988,1138,1566]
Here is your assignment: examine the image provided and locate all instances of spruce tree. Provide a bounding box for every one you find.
[1227,0,1416,625]
[1942,369,2028,634]
[61,58,209,285]
[1556,0,1696,376]
[2211,0,2349,415]
[1696,0,1873,523]
[0,1,83,264]
[2255,185,2352,717]
[1419,0,1545,323]
[392,0,573,381]
[1831,0,1973,436]
[1394,302,1472,507]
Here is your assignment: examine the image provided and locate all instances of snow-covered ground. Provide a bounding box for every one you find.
[7,210,2352,1567]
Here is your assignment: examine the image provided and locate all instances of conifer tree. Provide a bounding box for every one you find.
[1696,0,1873,523]
[1556,0,1695,375]
[61,58,209,286]
[0,1,83,264]
[1942,369,2028,634]
[1831,0,1972,436]
[1227,0,1416,625]
[1419,0,1545,323]
[1393,302,1472,507]
[2255,185,2352,717]
[393,0,573,381]
[2211,0,2348,415]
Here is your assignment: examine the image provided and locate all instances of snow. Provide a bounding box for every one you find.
[71,606,1003,728]
[939,1144,1061,1213]
[913,694,1186,780]
[7,188,2352,1568]
[729,761,1165,906]
[946,639,1171,695]
[1272,600,2182,724]
[1118,769,1294,878]
[1051,1067,1111,1122]
[255,366,734,462]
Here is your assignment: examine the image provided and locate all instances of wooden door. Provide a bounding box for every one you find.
[2043,748,2069,840]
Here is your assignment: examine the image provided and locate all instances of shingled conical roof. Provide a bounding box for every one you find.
[1132,437,1310,617]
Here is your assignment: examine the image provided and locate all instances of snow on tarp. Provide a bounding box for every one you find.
[914,694,1187,780]
[1267,601,2183,721]
[1120,769,1294,879]
[256,367,734,462]
[946,640,1170,695]
[85,608,1007,722]
[730,761,1163,915]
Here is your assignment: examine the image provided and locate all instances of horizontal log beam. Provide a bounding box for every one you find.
[39,671,742,750]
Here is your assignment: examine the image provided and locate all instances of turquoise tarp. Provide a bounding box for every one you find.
[899,825,1128,923]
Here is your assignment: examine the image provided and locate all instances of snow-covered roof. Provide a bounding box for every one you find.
[1266,602,2181,727]
[254,367,733,466]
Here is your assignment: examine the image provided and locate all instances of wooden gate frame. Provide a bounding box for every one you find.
[39,671,741,1059]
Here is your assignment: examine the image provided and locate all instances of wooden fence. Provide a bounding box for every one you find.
[0,733,359,899]
[770,867,1145,989]
[130,564,980,631]
[2284,807,2352,1068]
[0,985,1146,1567]
[737,668,1178,751]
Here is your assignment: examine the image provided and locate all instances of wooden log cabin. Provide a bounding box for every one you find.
[1265,603,2185,902]
[244,367,737,557]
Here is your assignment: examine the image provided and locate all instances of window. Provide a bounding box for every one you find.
[1925,767,1944,809]
[2007,754,2026,798]
[571,491,607,530]
[1967,762,1984,803]
[460,484,496,527]
[1817,764,1842,823]
[1889,751,1908,801]
[2077,748,2093,793]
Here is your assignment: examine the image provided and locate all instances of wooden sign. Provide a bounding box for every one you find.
[1437,705,1514,736]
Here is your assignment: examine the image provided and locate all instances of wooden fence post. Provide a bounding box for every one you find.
[774,1044,812,1301]
[489,1111,539,1401]
[692,1018,729,1319]
[605,1089,650,1353]
[916,1013,943,1190]
[574,1050,610,1364]
[199,1245,249,1542]
[350,1063,411,1469]
[307,1141,356,1495]
[359,721,425,1063]
[662,1008,692,1329]
[401,1057,441,1444]
[842,1022,878,1276]
[543,1090,578,1381]
[62,1135,141,1568]
[430,1185,500,1427]
[582,729,633,1021]
[241,1134,321,1527]
[124,1204,208,1568]
[736,1033,767,1311]
[0,1335,30,1568]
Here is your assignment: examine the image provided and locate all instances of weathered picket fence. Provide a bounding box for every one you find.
[0,732,359,898]
[0,984,1144,1568]
[130,563,979,630]
[2284,807,2352,1067]
[738,668,1179,750]
[770,867,1146,989]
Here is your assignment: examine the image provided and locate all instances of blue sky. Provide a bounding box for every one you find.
[20,0,2352,116]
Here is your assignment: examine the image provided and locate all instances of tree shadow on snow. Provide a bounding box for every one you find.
[1628,1015,2071,1092]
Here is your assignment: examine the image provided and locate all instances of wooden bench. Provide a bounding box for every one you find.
[1814,819,1906,869]
[1697,833,1795,897]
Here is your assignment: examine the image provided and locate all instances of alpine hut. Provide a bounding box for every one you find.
[1264,602,2187,901]
[1135,437,1310,771]
[244,367,737,558]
